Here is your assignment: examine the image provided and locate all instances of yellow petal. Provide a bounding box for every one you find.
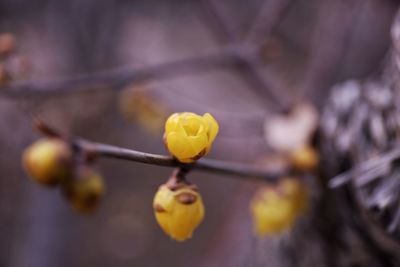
[203,113,219,143]
[181,112,200,121]
[164,112,219,162]
[165,113,183,134]
[181,113,207,136]
[187,134,208,156]
[166,132,197,162]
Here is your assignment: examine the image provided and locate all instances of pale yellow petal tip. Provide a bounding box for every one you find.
[164,112,219,162]
[203,113,219,143]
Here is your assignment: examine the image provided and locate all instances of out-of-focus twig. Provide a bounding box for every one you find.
[0,49,238,99]
[200,0,240,42]
[0,1,293,113]
[245,0,292,44]
[235,52,291,111]
[200,0,292,112]
[303,0,363,107]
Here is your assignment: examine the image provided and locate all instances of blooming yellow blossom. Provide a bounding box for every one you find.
[22,138,72,186]
[153,184,204,241]
[250,177,308,237]
[164,112,219,163]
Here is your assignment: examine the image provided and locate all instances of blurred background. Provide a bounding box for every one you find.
[0,0,399,266]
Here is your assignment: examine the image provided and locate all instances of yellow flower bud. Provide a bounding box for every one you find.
[22,138,72,186]
[164,112,219,163]
[62,167,105,214]
[153,184,204,241]
[250,177,308,237]
[289,145,319,171]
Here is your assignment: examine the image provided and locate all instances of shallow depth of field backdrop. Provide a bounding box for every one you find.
[1,0,400,267]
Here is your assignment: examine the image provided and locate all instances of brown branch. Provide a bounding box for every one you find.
[75,138,287,182]
[200,0,240,43]
[200,0,291,112]
[0,49,238,98]
[31,119,285,182]
[302,0,364,107]
[234,51,291,112]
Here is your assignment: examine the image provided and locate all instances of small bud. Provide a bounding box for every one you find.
[22,138,72,186]
[289,145,319,171]
[153,184,204,241]
[250,177,308,237]
[0,33,16,57]
[164,112,219,163]
[62,167,104,214]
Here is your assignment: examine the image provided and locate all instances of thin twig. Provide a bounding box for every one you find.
[200,0,291,112]
[1,1,291,113]
[0,1,291,114]
[0,49,238,99]
[75,139,286,182]
[245,0,292,44]
[200,0,240,42]
[235,53,291,112]
[303,0,363,107]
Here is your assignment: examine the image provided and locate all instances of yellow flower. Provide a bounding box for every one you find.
[153,184,205,241]
[62,166,105,214]
[250,177,308,237]
[22,138,72,186]
[164,112,219,163]
[289,145,319,171]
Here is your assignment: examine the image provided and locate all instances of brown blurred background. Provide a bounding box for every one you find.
[0,0,399,266]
